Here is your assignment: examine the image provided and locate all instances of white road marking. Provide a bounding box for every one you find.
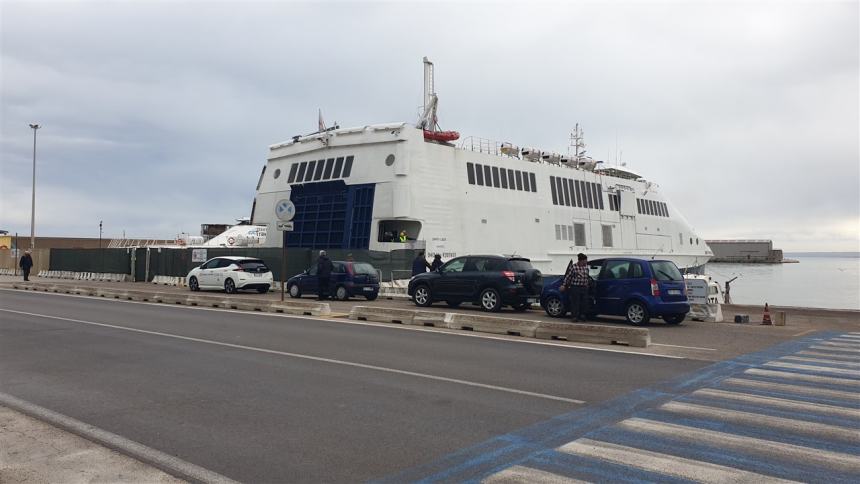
[650,343,716,351]
[744,368,860,387]
[839,334,860,339]
[779,356,860,368]
[811,345,860,354]
[792,329,817,337]
[0,308,585,405]
[659,401,858,442]
[482,465,586,484]
[763,361,860,377]
[558,438,796,483]
[721,377,860,401]
[691,388,860,419]
[617,418,860,473]
[831,338,860,345]
[0,288,683,359]
[0,391,238,484]
[797,350,860,361]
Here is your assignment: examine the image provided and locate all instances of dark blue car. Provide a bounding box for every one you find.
[287,261,380,301]
[540,258,689,325]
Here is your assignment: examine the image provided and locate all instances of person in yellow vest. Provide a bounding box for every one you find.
[399,230,408,243]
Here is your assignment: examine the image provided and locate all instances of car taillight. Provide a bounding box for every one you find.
[650,278,660,296]
[234,267,244,272]
[502,271,516,282]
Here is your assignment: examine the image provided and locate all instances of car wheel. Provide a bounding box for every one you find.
[288,284,301,298]
[413,284,432,307]
[544,295,565,318]
[256,285,269,294]
[365,293,378,301]
[480,288,502,312]
[224,278,237,294]
[446,300,461,308]
[335,286,349,301]
[663,314,685,325]
[625,301,650,326]
[189,277,199,292]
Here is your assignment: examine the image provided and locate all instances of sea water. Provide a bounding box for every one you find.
[705,253,860,310]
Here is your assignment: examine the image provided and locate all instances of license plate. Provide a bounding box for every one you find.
[668,289,681,295]
[527,298,539,304]
[363,287,373,291]
[254,273,261,277]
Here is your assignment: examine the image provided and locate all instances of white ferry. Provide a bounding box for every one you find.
[251,58,712,274]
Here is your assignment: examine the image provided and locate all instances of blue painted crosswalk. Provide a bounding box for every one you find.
[382,332,860,483]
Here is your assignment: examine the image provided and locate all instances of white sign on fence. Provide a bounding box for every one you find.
[192,249,208,263]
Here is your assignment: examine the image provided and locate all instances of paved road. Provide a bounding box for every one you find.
[0,290,707,482]
[400,331,860,483]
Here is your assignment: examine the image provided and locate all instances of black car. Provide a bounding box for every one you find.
[407,255,542,312]
[287,261,380,300]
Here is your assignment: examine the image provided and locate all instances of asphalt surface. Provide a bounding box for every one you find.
[0,289,709,482]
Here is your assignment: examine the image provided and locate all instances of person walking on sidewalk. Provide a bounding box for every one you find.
[316,250,334,300]
[560,253,590,322]
[19,250,33,281]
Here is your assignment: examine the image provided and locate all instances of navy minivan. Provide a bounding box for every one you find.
[540,258,689,325]
[287,261,380,301]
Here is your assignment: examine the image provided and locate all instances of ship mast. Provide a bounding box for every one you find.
[417,57,438,131]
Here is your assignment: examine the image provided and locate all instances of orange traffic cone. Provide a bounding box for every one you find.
[761,303,773,325]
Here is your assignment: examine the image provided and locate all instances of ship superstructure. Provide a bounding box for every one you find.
[251,59,712,274]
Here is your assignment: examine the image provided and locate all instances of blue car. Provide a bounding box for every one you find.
[287,261,380,301]
[540,258,690,325]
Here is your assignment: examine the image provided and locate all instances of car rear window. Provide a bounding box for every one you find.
[507,259,533,272]
[352,262,376,275]
[650,261,683,281]
[240,260,269,271]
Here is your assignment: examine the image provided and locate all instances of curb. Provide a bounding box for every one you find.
[348,306,650,347]
[9,282,330,317]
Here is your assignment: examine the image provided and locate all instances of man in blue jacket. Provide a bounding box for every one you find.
[317,250,334,300]
[411,251,431,277]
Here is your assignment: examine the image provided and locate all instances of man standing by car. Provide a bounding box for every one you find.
[412,251,431,277]
[19,250,33,281]
[560,253,590,322]
[317,250,334,300]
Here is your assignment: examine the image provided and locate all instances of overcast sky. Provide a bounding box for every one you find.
[1,0,857,251]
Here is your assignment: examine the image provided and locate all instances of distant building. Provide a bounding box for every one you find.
[705,239,785,263]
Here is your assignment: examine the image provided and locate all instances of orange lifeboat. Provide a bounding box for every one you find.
[423,130,460,142]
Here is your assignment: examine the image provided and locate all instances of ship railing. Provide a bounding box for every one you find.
[458,136,520,158]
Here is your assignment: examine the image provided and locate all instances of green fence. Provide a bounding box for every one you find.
[50,249,132,274]
[46,247,418,282]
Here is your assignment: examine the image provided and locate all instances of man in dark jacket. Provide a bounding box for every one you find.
[430,254,443,272]
[19,250,33,281]
[411,251,430,277]
[316,250,334,300]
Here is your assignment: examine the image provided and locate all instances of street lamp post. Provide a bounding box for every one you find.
[28,124,40,250]
[99,220,104,273]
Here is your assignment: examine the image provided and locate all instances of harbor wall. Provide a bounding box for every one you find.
[705,239,785,263]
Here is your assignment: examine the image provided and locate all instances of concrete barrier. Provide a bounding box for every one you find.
[347,305,651,347]
[535,321,650,347]
[349,306,419,324]
[447,313,540,337]
[270,301,331,316]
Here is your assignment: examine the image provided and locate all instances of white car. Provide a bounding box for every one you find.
[186,256,273,294]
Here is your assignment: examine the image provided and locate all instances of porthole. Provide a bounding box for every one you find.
[273,168,281,179]
[385,154,395,166]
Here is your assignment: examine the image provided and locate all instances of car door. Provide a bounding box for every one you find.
[434,257,466,298]
[626,261,650,301]
[213,258,235,288]
[197,258,220,287]
[300,265,318,295]
[456,257,487,299]
[595,259,632,315]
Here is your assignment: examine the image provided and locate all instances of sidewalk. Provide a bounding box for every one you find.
[0,405,183,483]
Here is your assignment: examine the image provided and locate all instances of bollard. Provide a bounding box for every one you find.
[774,311,787,326]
